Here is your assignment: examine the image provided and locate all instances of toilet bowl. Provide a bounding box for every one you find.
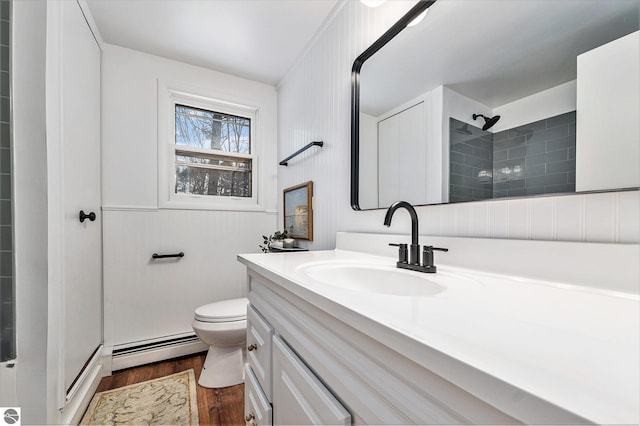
[192,297,249,388]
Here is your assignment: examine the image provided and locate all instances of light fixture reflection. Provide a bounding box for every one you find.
[360,0,386,7]
[407,10,428,27]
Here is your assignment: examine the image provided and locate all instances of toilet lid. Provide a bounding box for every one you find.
[195,297,248,323]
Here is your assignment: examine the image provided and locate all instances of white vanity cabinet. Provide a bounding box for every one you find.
[245,301,351,425]
[243,266,548,425]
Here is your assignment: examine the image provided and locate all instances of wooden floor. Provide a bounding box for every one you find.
[94,352,244,425]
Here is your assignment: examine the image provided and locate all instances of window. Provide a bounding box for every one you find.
[159,84,261,210]
[174,104,253,198]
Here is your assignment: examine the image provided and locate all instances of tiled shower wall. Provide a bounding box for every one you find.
[449,119,493,202]
[450,112,577,203]
[0,0,13,362]
[278,0,639,249]
[493,111,576,198]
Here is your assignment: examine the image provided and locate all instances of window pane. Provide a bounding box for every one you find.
[175,104,250,154]
[175,165,252,197]
[176,152,251,171]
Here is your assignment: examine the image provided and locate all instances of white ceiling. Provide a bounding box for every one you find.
[85,0,339,86]
[361,0,639,116]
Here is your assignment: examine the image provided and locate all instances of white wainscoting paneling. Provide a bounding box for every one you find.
[103,209,275,347]
[276,0,640,248]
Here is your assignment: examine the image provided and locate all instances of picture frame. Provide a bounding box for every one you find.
[283,181,313,241]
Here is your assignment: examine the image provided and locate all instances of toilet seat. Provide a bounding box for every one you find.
[194,297,248,323]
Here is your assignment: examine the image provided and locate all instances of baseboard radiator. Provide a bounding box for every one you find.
[106,333,208,373]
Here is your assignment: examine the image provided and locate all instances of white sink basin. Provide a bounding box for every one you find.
[295,260,478,297]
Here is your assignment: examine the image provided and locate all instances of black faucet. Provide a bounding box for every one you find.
[384,201,448,273]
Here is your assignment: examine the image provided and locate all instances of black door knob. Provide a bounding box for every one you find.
[79,210,96,223]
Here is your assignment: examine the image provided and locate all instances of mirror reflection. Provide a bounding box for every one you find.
[354,0,639,210]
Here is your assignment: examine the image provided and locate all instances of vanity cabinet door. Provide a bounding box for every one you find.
[247,304,274,400]
[245,364,272,426]
[272,335,351,425]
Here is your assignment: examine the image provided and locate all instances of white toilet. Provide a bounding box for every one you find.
[192,297,249,388]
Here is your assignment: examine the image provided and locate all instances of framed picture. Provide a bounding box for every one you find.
[283,181,313,241]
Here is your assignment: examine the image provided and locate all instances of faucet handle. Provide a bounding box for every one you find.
[389,243,408,264]
[422,246,449,268]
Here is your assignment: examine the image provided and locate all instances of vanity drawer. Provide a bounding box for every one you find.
[247,304,274,400]
[244,364,272,426]
[272,335,351,425]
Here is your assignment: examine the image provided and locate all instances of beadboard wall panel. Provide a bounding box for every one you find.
[277,0,640,249]
[103,209,274,347]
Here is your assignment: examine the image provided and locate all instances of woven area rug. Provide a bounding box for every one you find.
[80,369,199,425]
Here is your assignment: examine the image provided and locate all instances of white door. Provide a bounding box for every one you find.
[61,0,102,392]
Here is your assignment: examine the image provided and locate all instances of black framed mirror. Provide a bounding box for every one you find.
[351,0,639,211]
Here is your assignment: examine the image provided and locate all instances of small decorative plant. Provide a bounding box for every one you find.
[259,229,292,253]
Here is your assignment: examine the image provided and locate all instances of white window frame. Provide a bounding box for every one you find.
[158,81,262,211]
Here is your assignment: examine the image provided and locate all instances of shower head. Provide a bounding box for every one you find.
[473,113,501,131]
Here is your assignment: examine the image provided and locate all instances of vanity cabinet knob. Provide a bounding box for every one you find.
[245,412,255,421]
[247,344,257,351]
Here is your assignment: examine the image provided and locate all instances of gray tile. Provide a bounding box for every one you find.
[464,154,484,168]
[0,174,10,199]
[508,119,546,137]
[493,190,509,198]
[506,187,528,197]
[546,159,576,174]
[525,186,547,196]
[493,149,507,161]
[525,141,546,155]
[568,147,576,160]
[0,200,9,225]
[452,163,475,176]
[0,277,12,302]
[568,171,576,184]
[544,149,569,164]
[0,225,10,250]
[546,135,575,152]
[0,1,10,21]
[451,184,473,197]
[0,71,7,98]
[0,148,10,173]
[0,20,8,47]
[0,299,12,324]
[472,188,492,200]
[508,145,527,160]
[492,129,509,142]
[0,123,8,148]
[494,136,525,151]
[449,174,465,186]
[449,151,465,165]
[455,143,474,156]
[535,124,569,141]
[525,164,546,177]
[0,46,7,73]
[546,183,575,193]
[546,111,576,128]
[0,251,11,276]
[0,96,8,123]
[449,195,469,203]
[526,172,568,188]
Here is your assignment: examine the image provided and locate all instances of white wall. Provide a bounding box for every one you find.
[8,1,55,423]
[576,31,640,192]
[101,44,277,347]
[491,80,577,133]
[277,0,640,251]
[358,112,378,209]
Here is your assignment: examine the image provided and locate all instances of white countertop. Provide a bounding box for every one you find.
[238,248,640,424]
